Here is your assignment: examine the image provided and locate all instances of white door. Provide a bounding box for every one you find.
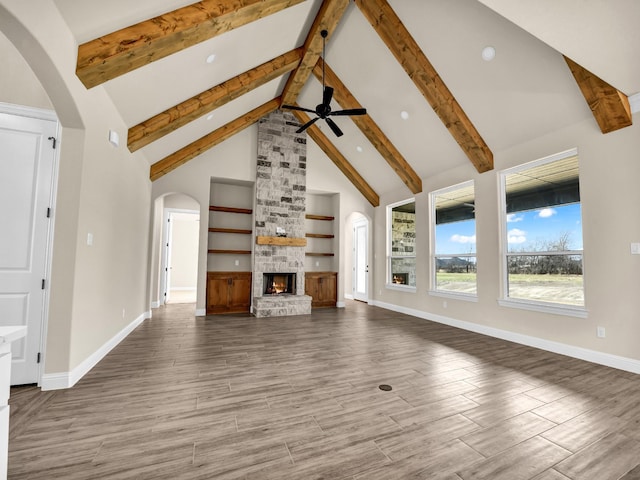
[353,219,369,302]
[0,110,56,385]
[161,211,173,305]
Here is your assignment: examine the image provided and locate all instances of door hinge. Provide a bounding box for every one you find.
[37,352,41,364]
[47,136,56,149]
[46,207,51,218]
[41,279,45,290]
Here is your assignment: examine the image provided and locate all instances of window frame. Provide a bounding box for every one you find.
[387,198,417,292]
[429,180,478,302]
[498,148,587,318]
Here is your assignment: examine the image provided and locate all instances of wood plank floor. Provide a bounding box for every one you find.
[9,301,640,479]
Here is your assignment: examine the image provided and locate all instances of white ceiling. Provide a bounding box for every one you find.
[52,0,637,198]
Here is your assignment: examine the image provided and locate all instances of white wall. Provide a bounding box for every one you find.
[0,1,152,380]
[373,114,640,367]
[0,30,52,110]
[169,213,199,290]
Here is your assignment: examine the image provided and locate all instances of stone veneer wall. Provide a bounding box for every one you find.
[253,110,312,317]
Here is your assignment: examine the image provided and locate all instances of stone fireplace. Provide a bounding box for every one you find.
[252,111,312,317]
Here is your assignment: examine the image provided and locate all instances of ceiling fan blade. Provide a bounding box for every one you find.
[282,104,316,114]
[296,116,320,133]
[329,108,367,117]
[322,86,334,107]
[325,117,343,137]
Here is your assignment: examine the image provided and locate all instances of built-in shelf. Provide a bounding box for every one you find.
[256,236,307,246]
[208,249,251,255]
[306,233,335,239]
[305,214,334,221]
[208,248,251,255]
[210,205,253,215]
[305,211,335,260]
[209,227,252,235]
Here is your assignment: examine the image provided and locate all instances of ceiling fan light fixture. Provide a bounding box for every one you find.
[206,53,216,64]
[400,111,409,120]
[281,29,367,137]
[356,146,363,153]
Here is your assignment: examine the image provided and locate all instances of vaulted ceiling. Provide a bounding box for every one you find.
[55,0,638,206]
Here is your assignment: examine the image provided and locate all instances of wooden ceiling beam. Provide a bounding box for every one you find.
[354,0,493,173]
[564,56,632,134]
[280,0,349,106]
[129,48,302,152]
[150,98,280,181]
[76,0,304,89]
[291,109,379,207]
[313,59,422,194]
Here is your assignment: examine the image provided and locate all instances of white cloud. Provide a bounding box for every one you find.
[508,228,527,244]
[507,213,524,223]
[451,234,476,244]
[538,208,556,218]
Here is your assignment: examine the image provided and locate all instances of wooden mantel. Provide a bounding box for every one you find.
[256,236,307,247]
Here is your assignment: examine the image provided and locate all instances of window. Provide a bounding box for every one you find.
[388,199,416,289]
[500,149,584,313]
[431,181,477,296]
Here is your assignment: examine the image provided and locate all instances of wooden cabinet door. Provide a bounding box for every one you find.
[207,273,231,314]
[228,273,252,312]
[304,275,316,299]
[305,272,336,308]
[321,274,337,306]
[207,272,251,314]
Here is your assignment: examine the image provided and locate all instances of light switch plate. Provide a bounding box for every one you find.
[631,242,640,255]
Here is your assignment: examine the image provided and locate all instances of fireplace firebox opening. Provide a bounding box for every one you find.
[263,273,296,295]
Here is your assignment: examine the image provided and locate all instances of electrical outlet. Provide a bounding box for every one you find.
[443,300,448,309]
[631,243,640,255]
[597,326,606,338]
[122,309,125,319]
[234,259,239,266]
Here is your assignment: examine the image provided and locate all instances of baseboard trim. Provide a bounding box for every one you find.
[41,311,150,390]
[372,300,640,375]
[195,308,206,317]
[150,301,160,308]
[336,301,346,308]
[344,294,354,300]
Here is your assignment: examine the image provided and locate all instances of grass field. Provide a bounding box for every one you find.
[435,272,584,305]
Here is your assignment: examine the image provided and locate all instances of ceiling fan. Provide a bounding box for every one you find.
[282,29,367,137]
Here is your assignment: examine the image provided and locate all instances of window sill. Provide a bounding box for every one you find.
[429,290,478,302]
[498,298,588,318]
[386,283,417,293]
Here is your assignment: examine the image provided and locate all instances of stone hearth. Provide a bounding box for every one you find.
[252,111,312,317]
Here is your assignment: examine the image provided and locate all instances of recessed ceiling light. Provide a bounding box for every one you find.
[206,114,214,121]
[481,46,496,61]
[400,111,409,120]
[206,53,216,64]
[356,146,363,153]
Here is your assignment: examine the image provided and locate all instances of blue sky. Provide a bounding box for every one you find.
[435,203,583,255]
